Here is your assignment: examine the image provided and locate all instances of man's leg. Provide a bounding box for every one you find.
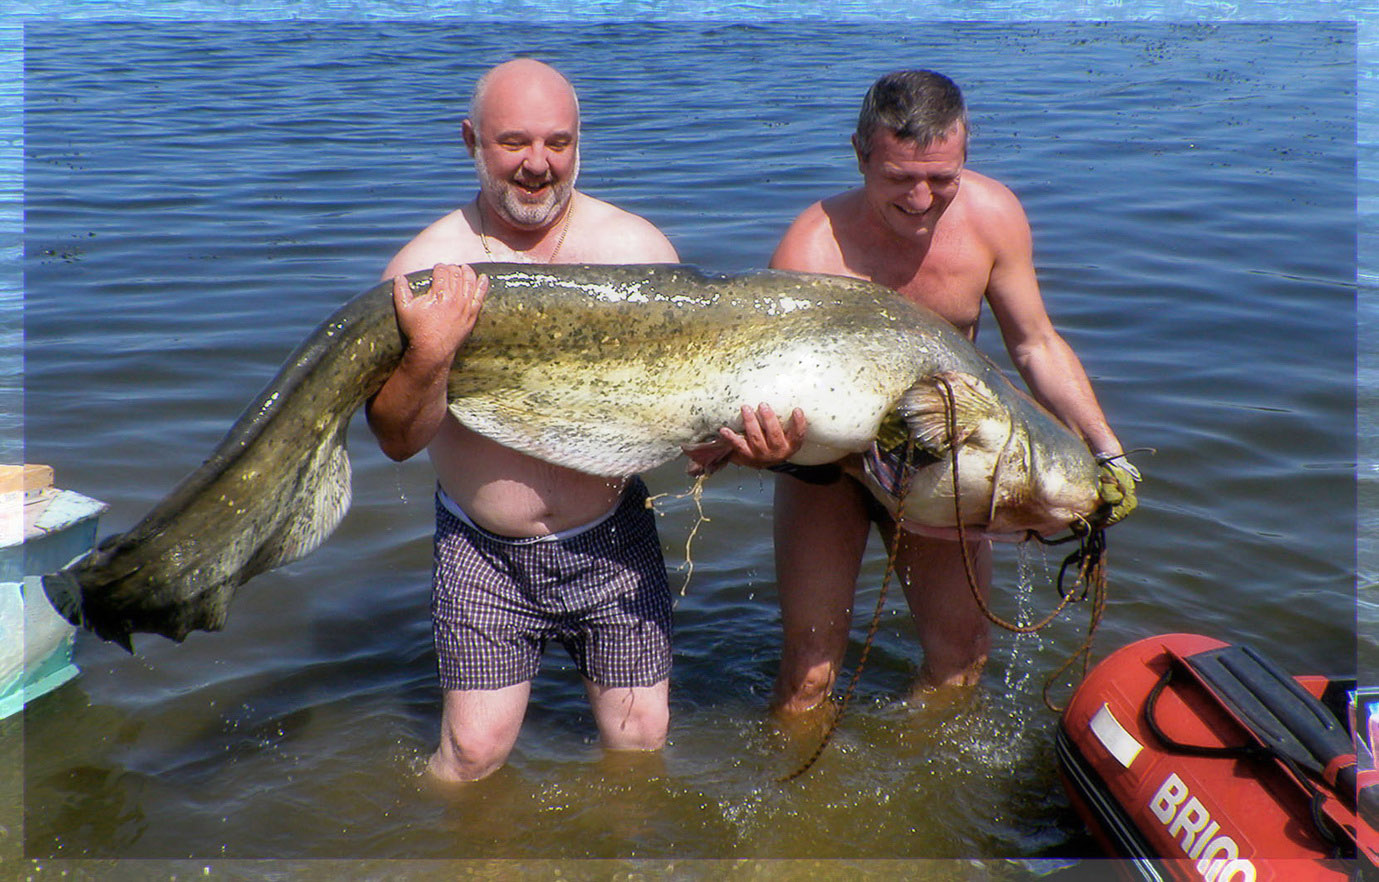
[585,678,670,750]
[888,528,992,689]
[771,474,873,715]
[428,682,532,784]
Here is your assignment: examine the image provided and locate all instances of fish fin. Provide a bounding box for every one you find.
[899,371,1001,457]
[41,566,136,652]
[40,567,84,628]
[243,422,354,578]
[41,565,143,652]
[875,409,909,452]
[59,421,354,650]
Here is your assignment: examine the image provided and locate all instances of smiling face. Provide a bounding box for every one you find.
[854,124,966,243]
[464,59,581,231]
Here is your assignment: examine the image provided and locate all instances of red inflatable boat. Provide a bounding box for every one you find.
[1057,633,1376,880]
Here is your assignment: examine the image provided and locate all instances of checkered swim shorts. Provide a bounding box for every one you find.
[431,477,672,692]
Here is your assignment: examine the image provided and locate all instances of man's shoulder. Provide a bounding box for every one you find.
[770,192,853,273]
[951,170,1034,267]
[573,193,678,263]
[958,170,1026,226]
[578,193,659,233]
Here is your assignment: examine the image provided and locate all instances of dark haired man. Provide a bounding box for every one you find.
[768,70,1135,714]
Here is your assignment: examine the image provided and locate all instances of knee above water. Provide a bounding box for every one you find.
[445,728,516,774]
[628,702,671,748]
[429,745,504,784]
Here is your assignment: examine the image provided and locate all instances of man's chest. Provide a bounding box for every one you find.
[869,246,992,334]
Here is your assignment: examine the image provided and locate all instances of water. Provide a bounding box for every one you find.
[11,19,1361,879]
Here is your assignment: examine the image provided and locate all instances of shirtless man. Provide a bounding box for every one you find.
[769,70,1136,714]
[367,58,679,785]
[368,59,802,783]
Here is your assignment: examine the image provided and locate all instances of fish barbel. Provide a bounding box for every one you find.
[43,263,1100,647]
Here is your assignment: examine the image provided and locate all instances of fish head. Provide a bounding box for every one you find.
[871,370,1100,537]
[983,388,1101,536]
[984,444,1101,536]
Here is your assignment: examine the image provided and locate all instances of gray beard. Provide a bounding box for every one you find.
[475,150,579,228]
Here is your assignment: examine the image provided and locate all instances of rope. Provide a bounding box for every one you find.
[932,376,1108,712]
[645,474,710,596]
[779,375,1111,779]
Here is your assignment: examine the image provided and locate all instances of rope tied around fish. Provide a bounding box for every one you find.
[779,376,1141,782]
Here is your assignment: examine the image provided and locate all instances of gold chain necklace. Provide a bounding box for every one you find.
[478,197,574,263]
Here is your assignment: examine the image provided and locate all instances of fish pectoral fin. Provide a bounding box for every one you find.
[899,371,1001,456]
[875,409,909,452]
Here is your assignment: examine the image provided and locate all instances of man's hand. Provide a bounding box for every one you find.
[393,263,489,365]
[1096,455,1141,526]
[683,404,808,477]
[367,265,489,463]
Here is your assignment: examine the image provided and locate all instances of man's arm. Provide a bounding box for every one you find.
[981,183,1123,459]
[365,263,488,461]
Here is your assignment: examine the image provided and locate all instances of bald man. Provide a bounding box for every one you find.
[368,59,802,784]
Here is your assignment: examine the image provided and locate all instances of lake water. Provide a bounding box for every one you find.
[10,18,1363,881]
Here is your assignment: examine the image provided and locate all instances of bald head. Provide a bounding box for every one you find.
[463,58,582,231]
[468,58,580,135]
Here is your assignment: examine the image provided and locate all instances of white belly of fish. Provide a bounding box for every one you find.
[713,341,903,466]
[449,336,907,477]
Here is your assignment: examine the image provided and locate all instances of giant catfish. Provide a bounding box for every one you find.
[43,264,1103,648]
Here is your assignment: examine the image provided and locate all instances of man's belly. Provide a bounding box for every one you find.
[428,419,627,538]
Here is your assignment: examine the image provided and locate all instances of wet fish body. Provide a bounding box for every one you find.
[44,264,1099,646]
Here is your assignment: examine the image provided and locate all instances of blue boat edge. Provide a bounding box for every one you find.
[0,465,106,719]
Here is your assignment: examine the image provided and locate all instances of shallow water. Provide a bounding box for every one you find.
[11,18,1362,878]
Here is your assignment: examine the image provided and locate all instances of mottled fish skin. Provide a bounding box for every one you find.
[43,264,1099,647]
[43,276,402,646]
[444,264,939,474]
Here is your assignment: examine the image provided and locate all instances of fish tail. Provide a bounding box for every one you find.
[41,564,136,653]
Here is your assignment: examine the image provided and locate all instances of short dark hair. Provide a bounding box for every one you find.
[854,70,968,159]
